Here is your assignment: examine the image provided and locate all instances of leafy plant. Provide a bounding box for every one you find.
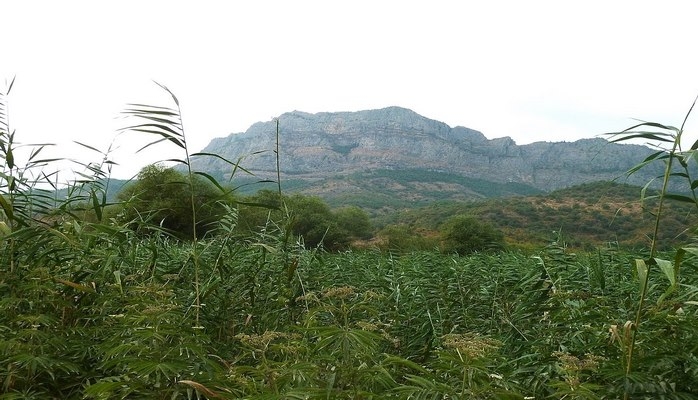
[117,163,227,239]
[440,214,505,255]
[3,80,698,399]
[606,95,698,399]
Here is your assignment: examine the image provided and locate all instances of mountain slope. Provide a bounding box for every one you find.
[379,181,697,250]
[191,106,665,207]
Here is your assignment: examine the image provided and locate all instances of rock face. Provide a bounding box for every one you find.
[192,106,663,196]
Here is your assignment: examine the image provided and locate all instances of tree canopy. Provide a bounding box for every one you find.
[440,214,505,255]
[237,190,373,250]
[116,164,226,239]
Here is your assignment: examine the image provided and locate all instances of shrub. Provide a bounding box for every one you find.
[377,224,437,252]
[116,164,226,239]
[440,214,505,255]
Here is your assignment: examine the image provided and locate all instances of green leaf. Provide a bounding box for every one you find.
[622,121,678,132]
[636,259,648,296]
[663,193,696,204]
[135,137,168,153]
[6,144,14,169]
[194,171,225,193]
[680,245,698,257]
[191,151,258,177]
[124,122,182,138]
[669,172,689,179]
[74,141,104,154]
[55,278,96,293]
[113,270,123,294]
[7,76,15,94]
[123,113,180,127]
[608,132,674,143]
[654,257,676,287]
[232,179,276,192]
[0,221,10,236]
[626,151,668,175]
[0,193,13,220]
[164,158,188,165]
[91,188,103,221]
[382,355,429,374]
[124,102,179,114]
[154,81,180,106]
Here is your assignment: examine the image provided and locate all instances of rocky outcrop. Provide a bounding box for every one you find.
[192,106,663,194]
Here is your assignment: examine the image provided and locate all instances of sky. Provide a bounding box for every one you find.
[2,0,698,180]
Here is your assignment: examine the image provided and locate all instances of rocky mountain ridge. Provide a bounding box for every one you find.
[191,106,663,204]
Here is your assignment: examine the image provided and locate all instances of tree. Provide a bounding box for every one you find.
[440,214,504,255]
[116,164,226,239]
[236,189,283,233]
[333,206,373,240]
[285,194,341,249]
[236,192,372,250]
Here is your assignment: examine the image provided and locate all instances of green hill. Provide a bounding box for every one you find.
[377,181,698,250]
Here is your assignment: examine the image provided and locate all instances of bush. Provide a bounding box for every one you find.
[440,214,505,255]
[377,224,437,252]
[116,164,226,239]
[238,191,372,250]
[334,206,373,240]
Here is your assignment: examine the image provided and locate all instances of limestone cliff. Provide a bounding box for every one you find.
[191,106,663,204]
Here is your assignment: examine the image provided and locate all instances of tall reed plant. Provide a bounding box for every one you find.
[606,95,698,399]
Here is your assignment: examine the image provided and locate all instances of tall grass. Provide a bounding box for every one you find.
[1,81,698,398]
[607,95,698,399]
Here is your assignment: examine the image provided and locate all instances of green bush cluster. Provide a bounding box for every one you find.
[440,214,505,255]
[116,164,228,239]
[237,189,373,250]
[112,166,374,250]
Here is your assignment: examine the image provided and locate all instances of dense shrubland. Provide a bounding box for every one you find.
[1,81,698,398]
[112,166,374,251]
[378,180,698,251]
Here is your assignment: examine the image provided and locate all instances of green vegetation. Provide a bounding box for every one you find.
[2,81,698,398]
[235,190,373,250]
[225,169,544,212]
[363,168,544,198]
[323,169,544,210]
[117,164,228,239]
[379,180,697,251]
[440,214,505,255]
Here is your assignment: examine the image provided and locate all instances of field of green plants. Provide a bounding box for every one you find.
[2,81,698,399]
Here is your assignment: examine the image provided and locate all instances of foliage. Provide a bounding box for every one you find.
[238,189,373,250]
[116,164,227,239]
[2,81,698,399]
[377,181,697,251]
[440,214,505,255]
[376,224,438,253]
[285,193,341,248]
[604,95,698,399]
[334,205,373,240]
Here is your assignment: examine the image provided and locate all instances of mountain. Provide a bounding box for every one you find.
[191,106,664,208]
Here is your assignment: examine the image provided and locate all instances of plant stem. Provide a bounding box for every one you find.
[165,89,201,328]
[624,131,679,399]
[275,117,282,199]
[181,116,202,328]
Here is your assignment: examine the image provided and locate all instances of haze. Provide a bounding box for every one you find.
[2,1,697,179]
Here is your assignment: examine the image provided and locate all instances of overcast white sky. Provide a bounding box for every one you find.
[2,1,698,180]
